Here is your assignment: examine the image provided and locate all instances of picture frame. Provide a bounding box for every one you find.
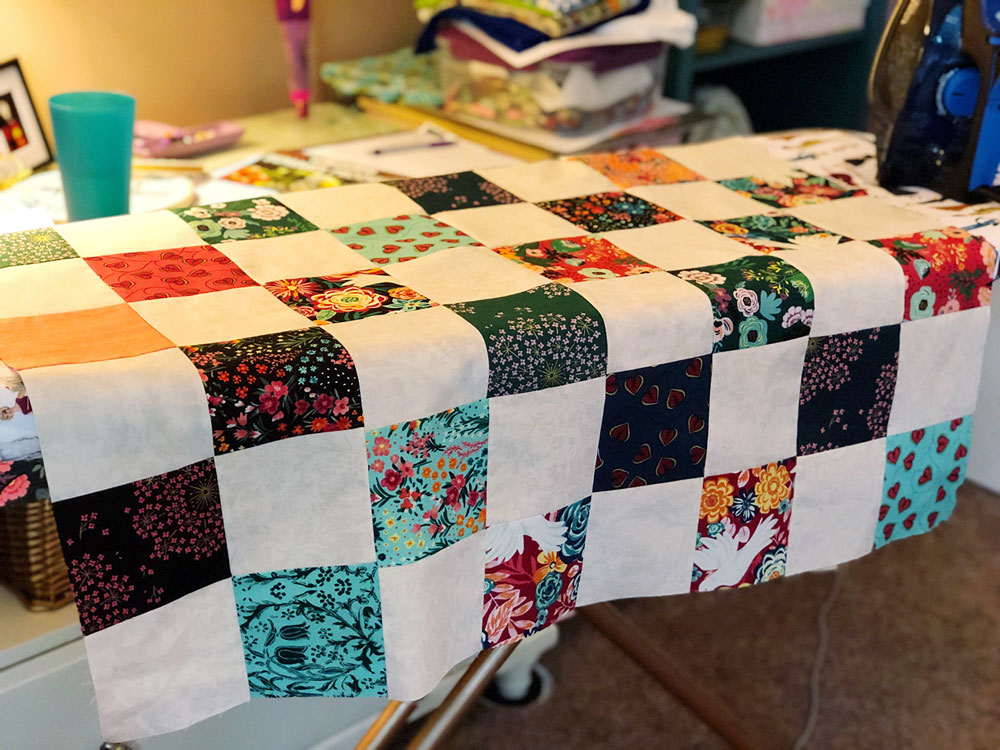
[0,58,52,171]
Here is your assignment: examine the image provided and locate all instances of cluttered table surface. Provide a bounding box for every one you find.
[0,128,997,741]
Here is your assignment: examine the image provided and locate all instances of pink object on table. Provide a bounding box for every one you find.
[132,120,244,158]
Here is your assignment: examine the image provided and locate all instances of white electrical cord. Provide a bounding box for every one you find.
[793,566,847,750]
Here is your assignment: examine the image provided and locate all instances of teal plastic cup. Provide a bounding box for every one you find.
[49,92,135,222]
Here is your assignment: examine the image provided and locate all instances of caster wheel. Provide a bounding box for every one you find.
[482,664,553,707]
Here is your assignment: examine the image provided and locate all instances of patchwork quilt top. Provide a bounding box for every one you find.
[0,130,996,741]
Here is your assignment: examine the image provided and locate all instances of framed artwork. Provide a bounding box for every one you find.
[0,59,52,170]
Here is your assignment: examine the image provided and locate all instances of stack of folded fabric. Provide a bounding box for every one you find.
[417,0,696,134]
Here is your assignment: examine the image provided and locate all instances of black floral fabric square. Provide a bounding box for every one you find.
[389,172,522,213]
[447,283,607,397]
[535,192,681,232]
[797,325,900,455]
[594,355,712,491]
[182,327,364,455]
[52,458,230,635]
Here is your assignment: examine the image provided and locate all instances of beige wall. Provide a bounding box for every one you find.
[1,0,422,138]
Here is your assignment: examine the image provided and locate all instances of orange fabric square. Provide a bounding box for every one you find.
[571,148,704,188]
[0,304,174,370]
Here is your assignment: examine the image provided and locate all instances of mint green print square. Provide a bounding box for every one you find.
[0,228,78,268]
[329,213,482,265]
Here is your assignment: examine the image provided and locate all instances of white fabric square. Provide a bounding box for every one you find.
[84,581,250,741]
[55,210,204,257]
[772,240,905,336]
[276,183,422,228]
[575,478,703,606]
[218,230,375,282]
[328,306,489,427]
[216,429,374,575]
[599,219,757,271]
[476,160,618,202]
[130,286,313,346]
[384,245,545,304]
[627,182,765,220]
[785,440,885,575]
[705,338,807,475]
[788,196,944,240]
[0,258,123,317]
[889,307,991,433]
[434,203,581,248]
[659,138,799,181]
[487,377,604,525]
[573,272,714,372]
[379,535,484,700]
[21,348,214,501]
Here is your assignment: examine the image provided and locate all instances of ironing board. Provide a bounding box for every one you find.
[0,129,996,745]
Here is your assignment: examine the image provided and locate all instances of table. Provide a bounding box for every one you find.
[0,129,996,743]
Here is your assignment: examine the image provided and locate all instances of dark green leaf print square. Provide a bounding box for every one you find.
[233,563,387,698]
[0,227,78,268]
[448,282,608,397]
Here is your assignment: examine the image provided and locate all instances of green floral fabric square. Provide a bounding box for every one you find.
[0,228,78,268]
[174,197,317,243]
[698,214,846,253]
[672,256,815,352]
[233,563,387,697]
[448,282,607,397]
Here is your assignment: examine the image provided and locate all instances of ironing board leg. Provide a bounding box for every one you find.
[406,641,520,750]
[355,699,419,750]
[580,603,773,750]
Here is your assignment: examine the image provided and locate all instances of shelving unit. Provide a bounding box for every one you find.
[665,0,888,132]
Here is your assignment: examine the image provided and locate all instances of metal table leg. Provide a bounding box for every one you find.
[355,699,419,750]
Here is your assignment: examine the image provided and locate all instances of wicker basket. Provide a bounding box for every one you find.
[0,463,73,611]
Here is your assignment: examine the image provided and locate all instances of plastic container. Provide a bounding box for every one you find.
[730,0,870,46]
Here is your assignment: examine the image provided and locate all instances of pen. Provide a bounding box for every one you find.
[371,140,458,156]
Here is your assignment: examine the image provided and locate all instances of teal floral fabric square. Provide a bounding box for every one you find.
[366,399,489,566]
[447,282,607,397]
[876,417,972,548]
[175,197,317,243]
[328,213,481,265]
[671,256,814,352]
[0,228,78,268]
[233,564,387,698]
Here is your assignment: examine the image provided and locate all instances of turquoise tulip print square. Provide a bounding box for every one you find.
[366,399,489,567]
[671,255,814,352]
[875,417,972,549]
[233,563,387,698]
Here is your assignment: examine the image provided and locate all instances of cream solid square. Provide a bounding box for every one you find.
[476,160,618,202]
[788,196,944,240]
[327,306,489,427]
[84,581,250,741]
[785,440,885,575]
[130,286,313,346]
[486,377,605,525]
[216,429,375,575]
[218,230,375,283]
[573,272,714,373]
[435,203,581,248]
[704,338,807,475]
[888,307,991,433]
[21,348,214,501]
[627,181,766,221]
[575,478,703,606]
[772,240,905,336]
[384,245,545,304]
[659,138,799,181]
[599,219,758,271]
[277,183,422,228]
[0,258,123,317]
[56,210,204,257]
[379,534,485,700]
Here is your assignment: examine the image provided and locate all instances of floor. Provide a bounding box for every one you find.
[411,483,1000,749]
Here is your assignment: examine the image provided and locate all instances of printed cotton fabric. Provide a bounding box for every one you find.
[0,132,993,742]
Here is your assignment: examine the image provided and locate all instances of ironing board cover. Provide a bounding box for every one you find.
[0,129,996,741]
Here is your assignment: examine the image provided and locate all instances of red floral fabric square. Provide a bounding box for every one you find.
[691,459,795,592]
[868,227,996,320]
[493,235,660,283]
[84,245,257,302]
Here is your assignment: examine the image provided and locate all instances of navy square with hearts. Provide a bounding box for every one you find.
[593,355,712,491]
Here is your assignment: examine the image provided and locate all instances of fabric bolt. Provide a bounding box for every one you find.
[329,214,482,265]
[0,131,995,741]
